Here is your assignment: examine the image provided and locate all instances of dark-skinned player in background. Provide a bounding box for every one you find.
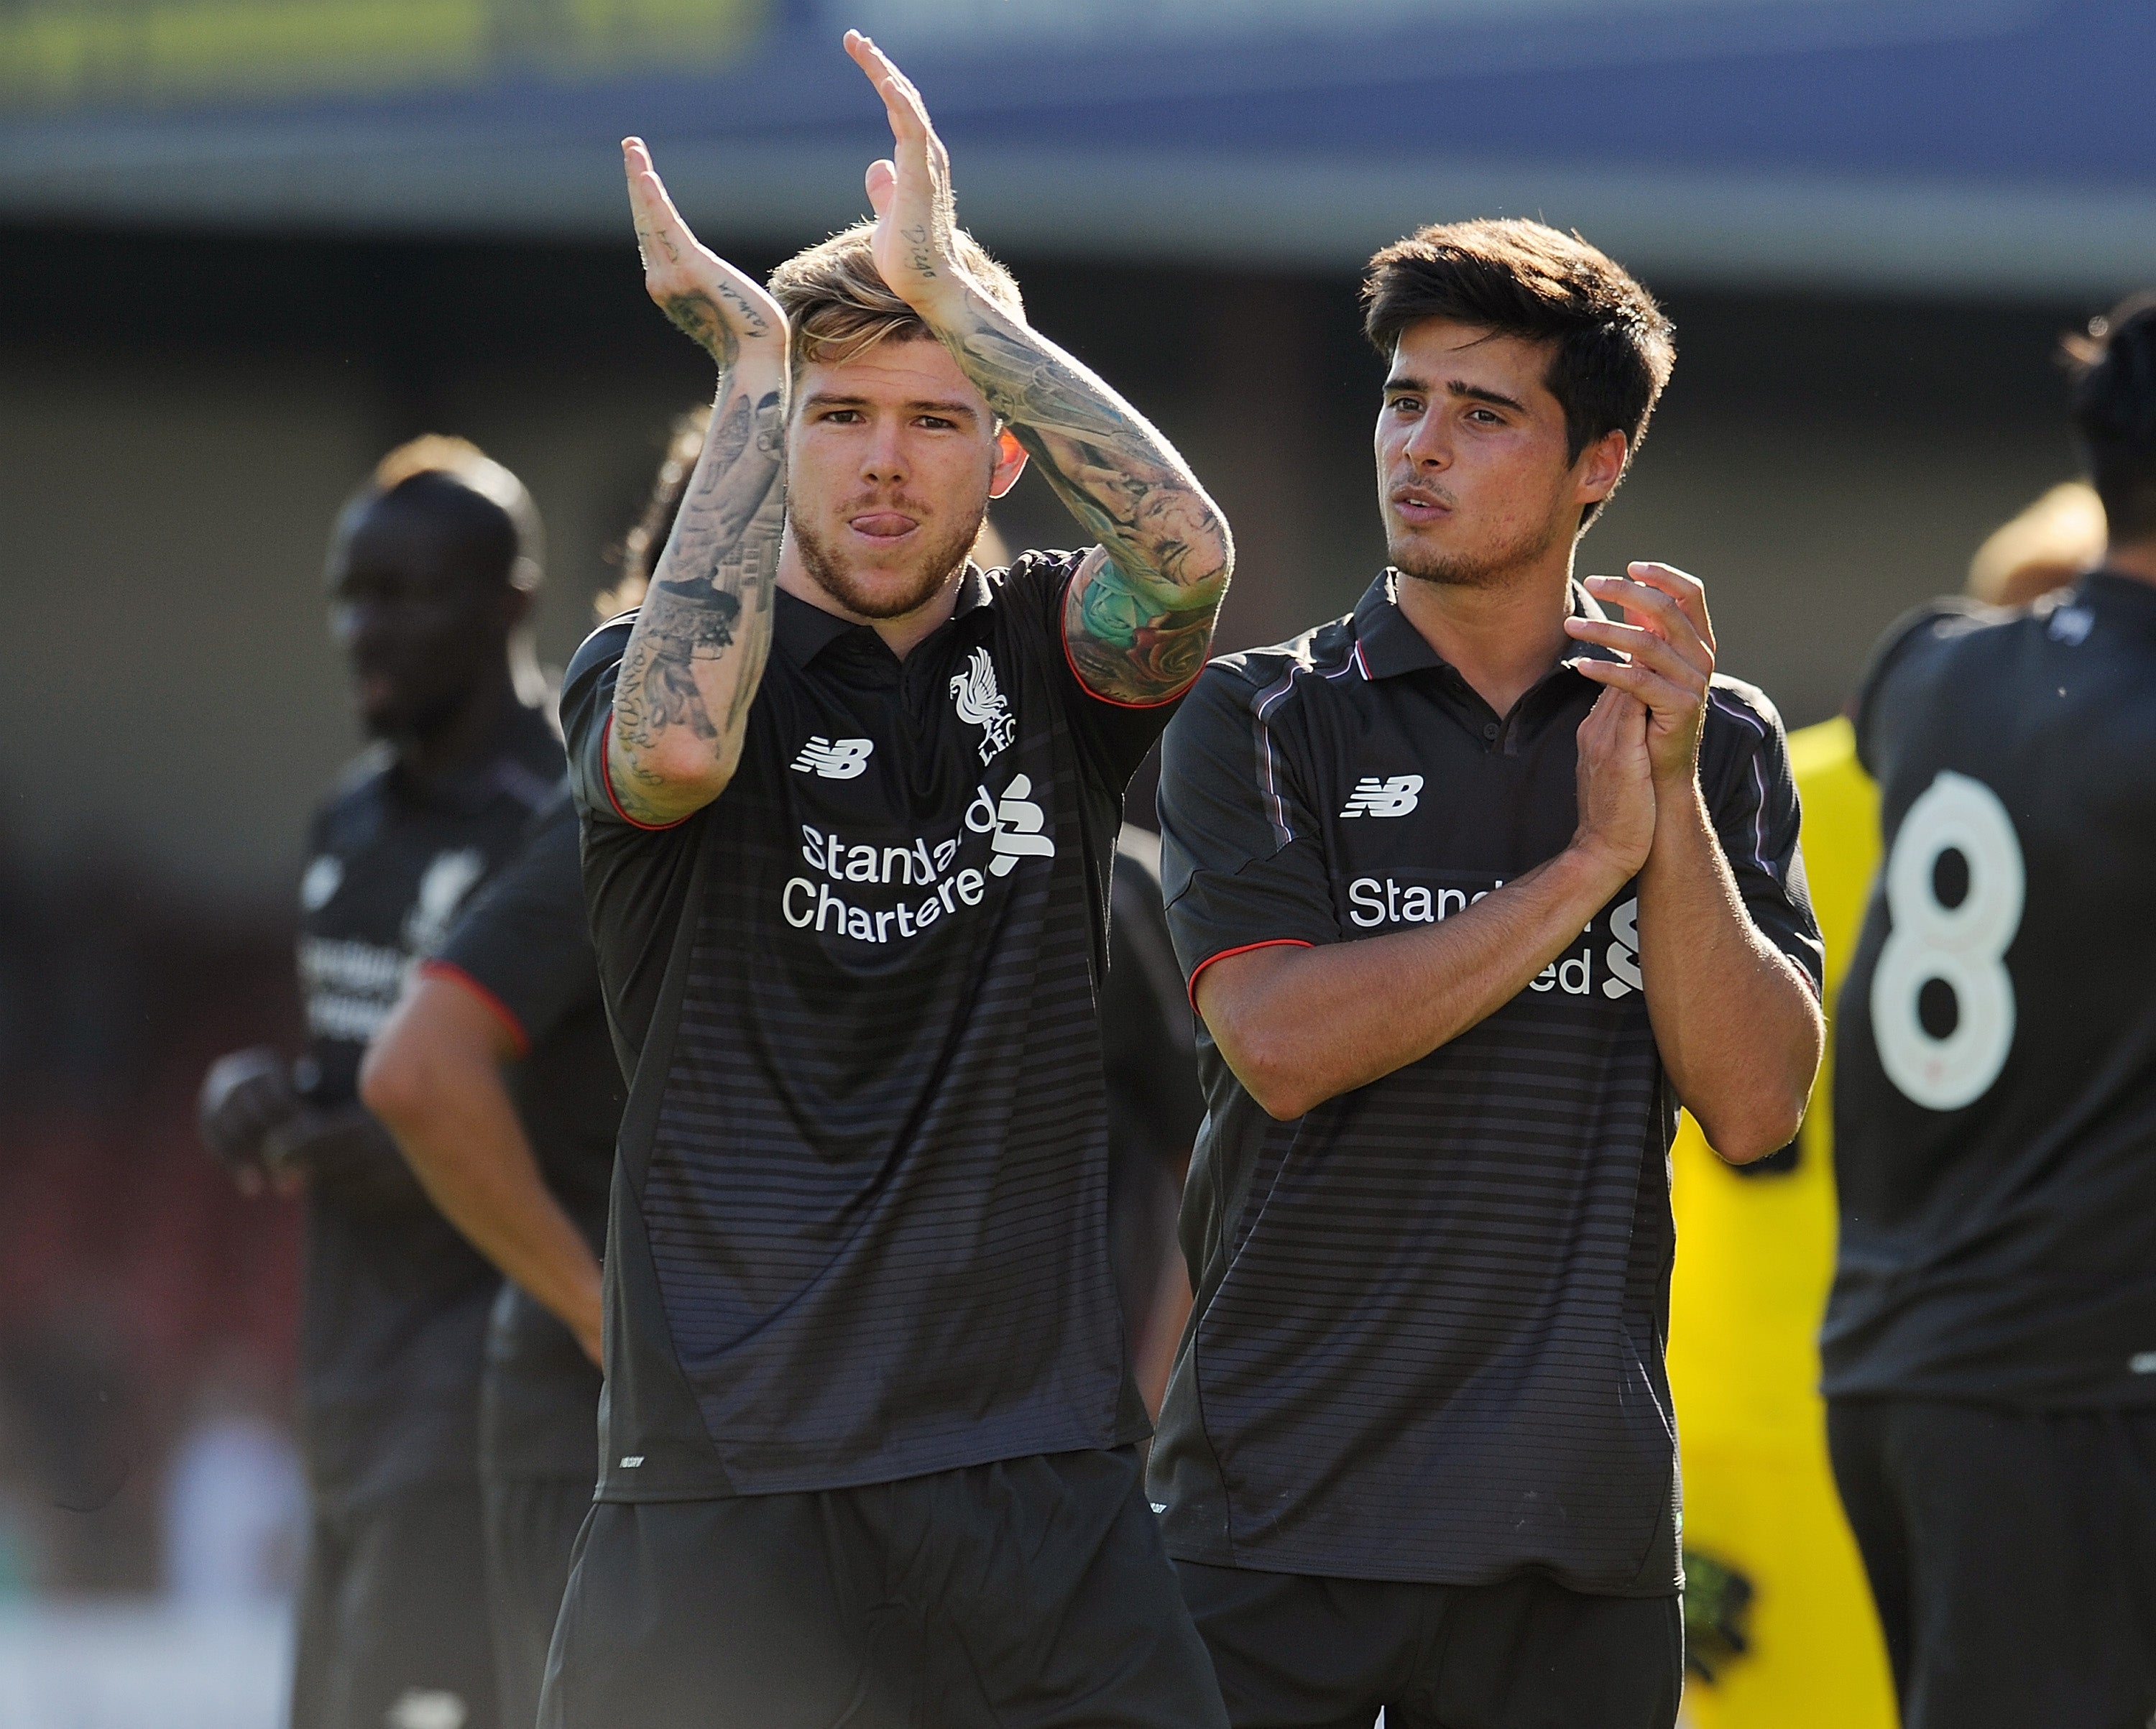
[1824,295,2156,1727]
[197,437,563,1729]
[359,410,705,1729]
[537,32,1234,1729]
[1153,222,1825,1729]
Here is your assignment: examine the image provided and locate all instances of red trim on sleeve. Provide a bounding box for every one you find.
[600,712,691,831]
[417,960,532,1059]
[1185,939,1315,1011]
[1058,571,1204,711]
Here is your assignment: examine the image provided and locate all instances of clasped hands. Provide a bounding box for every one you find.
[1563,563,1718,887]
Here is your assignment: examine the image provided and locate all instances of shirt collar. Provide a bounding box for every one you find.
[773,563,992,670]
[1350,568,1622,681]
[2076,568,2156,619]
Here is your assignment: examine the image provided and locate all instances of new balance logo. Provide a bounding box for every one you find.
[1340,775,1423,818]
[791,737,875,779]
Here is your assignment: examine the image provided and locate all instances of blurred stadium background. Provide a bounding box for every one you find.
[0,1,2150,1722]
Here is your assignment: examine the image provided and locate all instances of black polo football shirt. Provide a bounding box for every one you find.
[1825,574,2156,1409]
[562,553,1171,1503]
[425,788,622,1483]
[1151,571,1822,1596]
[295,706,563,1511]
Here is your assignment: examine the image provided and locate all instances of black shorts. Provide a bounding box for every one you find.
[537,1447,1226,1729]
[484,1475,591,1729]
[1175,1559,1681,1729]
[289,1483,499,1729]
[1828,1397,2156,1729]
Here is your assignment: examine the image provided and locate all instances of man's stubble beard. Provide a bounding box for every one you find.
[789,499,987,621]
[1387,499,1572,592]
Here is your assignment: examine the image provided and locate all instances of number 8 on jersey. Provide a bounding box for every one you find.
[1871,770,2025,1112]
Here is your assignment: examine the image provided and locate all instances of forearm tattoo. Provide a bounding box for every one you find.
[610,373,786,816]
[939,303,1231,702]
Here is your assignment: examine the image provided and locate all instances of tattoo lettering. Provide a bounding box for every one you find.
[902,223,937,280]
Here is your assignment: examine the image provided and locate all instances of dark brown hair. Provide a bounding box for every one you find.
[2063,292,2156,546]
[350,433,542,591]
[594,405,711,620]
[1363,218,1674,523]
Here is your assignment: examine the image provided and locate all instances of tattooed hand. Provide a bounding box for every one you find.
[607,136,789,825]
[841,31,1235,705]
[624,137,787,370]
[844,32,970,323]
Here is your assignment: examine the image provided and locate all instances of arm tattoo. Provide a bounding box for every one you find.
[937,299,1231,704]
[609,374,786,819]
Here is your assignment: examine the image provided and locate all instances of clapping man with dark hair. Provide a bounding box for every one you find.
[1153,220,1824,1728]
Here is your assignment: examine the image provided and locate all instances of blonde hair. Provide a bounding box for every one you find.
[768,221,1024,376]
[1966,481,2106,607]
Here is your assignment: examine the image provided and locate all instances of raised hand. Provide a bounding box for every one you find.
[1563,562,1716,785]
[843,31,967,319]
[623,137,788,369]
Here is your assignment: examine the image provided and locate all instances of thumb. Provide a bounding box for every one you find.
[865,159,896,218]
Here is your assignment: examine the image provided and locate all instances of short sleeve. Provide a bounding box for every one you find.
[1157,664,1341,1005]
[428,792,598,1054]
[998,550,1187,794]
[1851,597,1986,777]
[1703,685,1826,995]
[562,612,690,834]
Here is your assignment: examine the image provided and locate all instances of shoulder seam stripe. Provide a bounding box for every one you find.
[600,712,694,832]
[1187,939,1315,1011]
[415,959,533,1057]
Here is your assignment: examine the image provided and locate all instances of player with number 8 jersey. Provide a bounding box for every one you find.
[1824,293,2156,1728]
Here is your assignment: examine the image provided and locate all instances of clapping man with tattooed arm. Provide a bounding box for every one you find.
[538,33,1233,1729]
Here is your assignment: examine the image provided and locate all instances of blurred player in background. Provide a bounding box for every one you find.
[357,407,692,1729]
[196,437,563,1729]
[1824,295,2156,1728]
[1154,220,1824,1729]
[1667,475,2104,1726]
[538,33,1233,1728]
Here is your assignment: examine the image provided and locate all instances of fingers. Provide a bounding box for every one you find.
[844,29,932,144]
[1585,564,1715,656]
[622,137,695,268]
[1571,653,1700,719]
[1563,614,1709,697]
[865,158,896,219]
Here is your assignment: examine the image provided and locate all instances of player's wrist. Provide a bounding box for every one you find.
[1557,832,1643,902]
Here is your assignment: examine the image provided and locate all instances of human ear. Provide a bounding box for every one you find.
[987,425,1029,500]
[1575,429,1628,506]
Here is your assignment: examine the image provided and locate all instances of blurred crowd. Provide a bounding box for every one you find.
[0,843,304,1600]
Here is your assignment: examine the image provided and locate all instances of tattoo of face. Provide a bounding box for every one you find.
[660,292,741,368]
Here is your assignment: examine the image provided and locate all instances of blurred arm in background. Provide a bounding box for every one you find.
[361,974,602,1365]
[197,1048,428,1212]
